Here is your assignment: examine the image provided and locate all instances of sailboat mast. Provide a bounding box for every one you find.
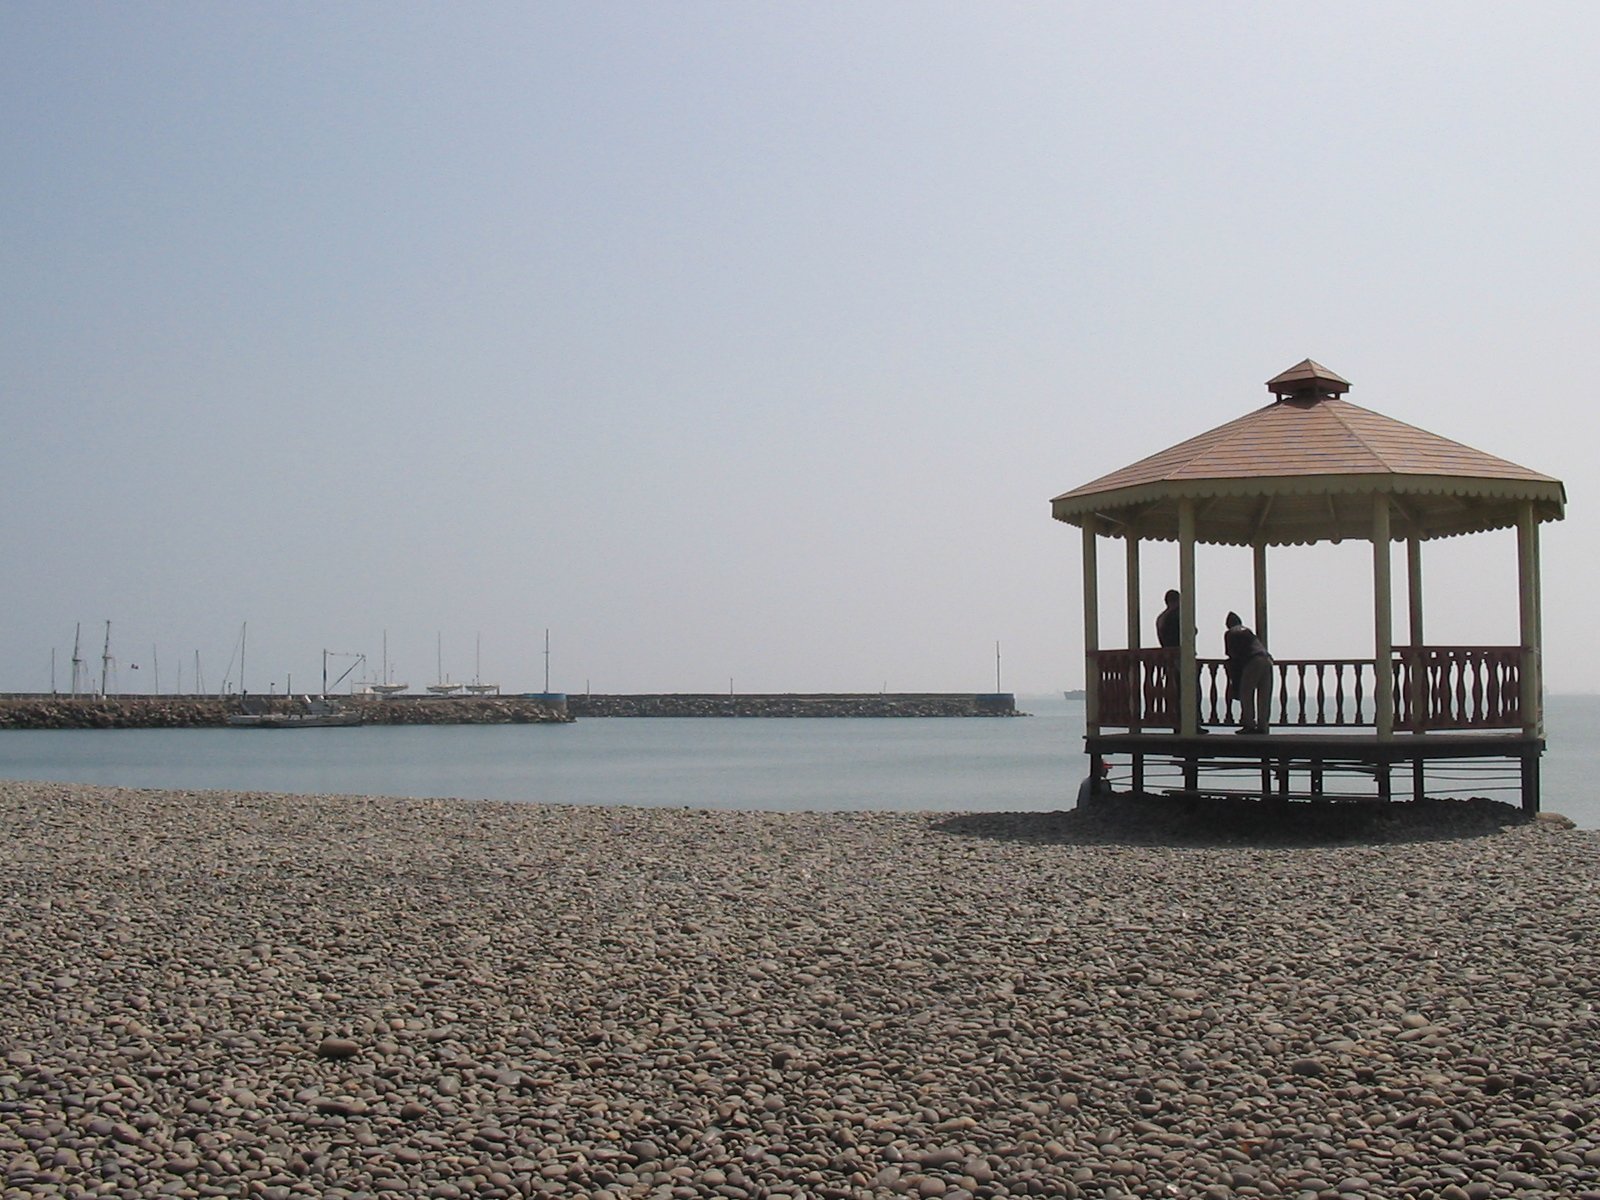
[70,623,82,695]
[544,628,550,694]
[101,621,111,696]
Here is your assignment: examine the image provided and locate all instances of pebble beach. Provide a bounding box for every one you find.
[4,781,1600,1200]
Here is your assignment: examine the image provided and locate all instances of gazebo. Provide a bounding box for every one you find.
[1051,359,1566,811]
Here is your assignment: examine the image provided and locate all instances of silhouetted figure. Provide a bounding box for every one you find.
[1224,611,1273,734]
[1076,756,1112,807]
[1155,589,1181,648]
[1158,589,1208,731]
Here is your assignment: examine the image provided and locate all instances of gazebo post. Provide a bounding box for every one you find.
[1517,501,1542,812]
[1517,501,1542,738]
[1407,537,1427,797]
[1252,543,1269,646]
[1252,542,1269,726]
[1082,516,1100,741]
[1126,534,1142,736]
[1178,500,1199,790]
[1178,499,1197,734]
[1372,497,1395,804]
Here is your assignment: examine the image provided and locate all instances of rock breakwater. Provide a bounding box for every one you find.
[0,695,570,729]
[3,781,1598,1198]
[565,693,1018,718]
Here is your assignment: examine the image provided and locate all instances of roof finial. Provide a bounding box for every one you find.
[1266,359,1351,402]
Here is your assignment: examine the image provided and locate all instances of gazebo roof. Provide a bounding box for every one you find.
[1051,360,1566,546]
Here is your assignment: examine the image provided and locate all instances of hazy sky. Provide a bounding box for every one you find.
[3,3,1596,697]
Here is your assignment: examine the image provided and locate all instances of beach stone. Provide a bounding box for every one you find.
[0,780,1591,1199]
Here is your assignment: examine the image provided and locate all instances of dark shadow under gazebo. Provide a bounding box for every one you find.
[1052,360,1566,812]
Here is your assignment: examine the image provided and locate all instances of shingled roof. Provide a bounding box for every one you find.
[1051,360,1566,546]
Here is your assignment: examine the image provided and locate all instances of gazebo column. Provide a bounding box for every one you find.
[1125,533,1145,792]
[1517,502,1543,812]
[1125,533,1142,737]
[1178,499,1199,789]
[1082,516,1100,740]
[1252,543,1269,647]
[1407,537,1426,796]
[1252,542,1269,729]
[1372,497,1395,808]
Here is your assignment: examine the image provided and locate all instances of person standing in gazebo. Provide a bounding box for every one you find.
[1224,611,1273,734]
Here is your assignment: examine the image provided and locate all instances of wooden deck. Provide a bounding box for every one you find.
[1085,728,1544,811]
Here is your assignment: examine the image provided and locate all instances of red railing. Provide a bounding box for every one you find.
[1096,646,1522,731]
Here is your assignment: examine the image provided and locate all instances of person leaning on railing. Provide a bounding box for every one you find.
[1224,611,1273,734]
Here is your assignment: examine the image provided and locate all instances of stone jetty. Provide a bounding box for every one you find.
[0,695,571,730]
[3,781,1599,1198]
[564,693,1018,718]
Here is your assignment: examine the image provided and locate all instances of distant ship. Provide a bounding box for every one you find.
[228,697,361,729]
[1063,689,1086,700]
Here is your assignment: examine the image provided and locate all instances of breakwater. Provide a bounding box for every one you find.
[0,694,571,729]
[564,692,1018,717]
[0,692,1016,727]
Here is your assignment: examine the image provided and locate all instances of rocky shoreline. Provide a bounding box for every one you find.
[3,782,1599,1198]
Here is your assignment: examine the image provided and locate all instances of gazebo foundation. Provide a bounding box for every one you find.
[1086,729,1543,813]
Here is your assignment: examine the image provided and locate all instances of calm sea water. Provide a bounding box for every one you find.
[3,694,1598,826]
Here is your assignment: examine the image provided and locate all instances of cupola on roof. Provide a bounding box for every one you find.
[1051,359,1565,546]
[1266,358,1350,400]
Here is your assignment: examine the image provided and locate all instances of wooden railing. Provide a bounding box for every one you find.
[1395,645,1521,730]
[1096,646,1522,731]
[1097,648,1177,727]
